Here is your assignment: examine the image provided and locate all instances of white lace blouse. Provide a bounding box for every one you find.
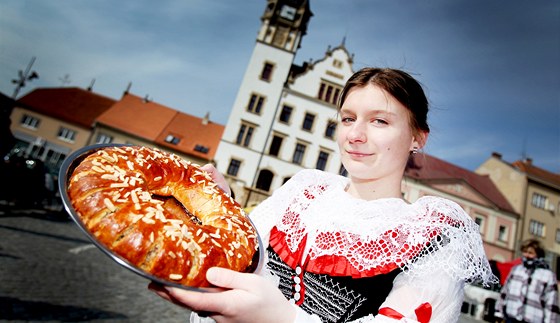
[249,169,496,323]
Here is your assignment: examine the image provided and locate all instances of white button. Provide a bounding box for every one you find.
[295,266,302,275]
[293,276,301,284]
[289,299,296,305]
[293,292,301,301]
[295,284,301,292]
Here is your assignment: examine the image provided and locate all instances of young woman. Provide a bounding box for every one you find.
[150,68,496,322]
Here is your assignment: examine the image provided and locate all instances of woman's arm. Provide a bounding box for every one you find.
[543,270,559,322]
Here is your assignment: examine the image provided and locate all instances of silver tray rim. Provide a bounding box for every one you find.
[58,143,264,292]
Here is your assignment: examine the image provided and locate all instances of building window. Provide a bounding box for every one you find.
[529,219,545,237]
[256,169,274,192]
[292,143,306,165]
[268,135,283,157]
[95,133,113,144]
[475,216,484,233]
[194,144,209,154]
[165,134,181,145]
[21,114,40,129]
[318,81,342,105]
[260,62,274,81]
[302,113,315,131]
[279,105,293,123]
[532,192,548,209]
[45,149,67,170]
[498,225,508,241]
[339,164,348,177]
[227,159,241,177]
[235,123,254,147]
[247,94,265,115]
[325,121,336,139]
[333,59,343,68]
[57,127,76,142]
[316,151,329,171]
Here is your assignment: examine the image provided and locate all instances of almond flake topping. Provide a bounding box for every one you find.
[92,166,105,173]
[103,198,116,212]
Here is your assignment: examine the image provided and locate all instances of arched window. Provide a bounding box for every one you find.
[256,169,274,192]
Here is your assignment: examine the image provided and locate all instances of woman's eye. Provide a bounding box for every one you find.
[373,119,388,125]
[341,117,355,123]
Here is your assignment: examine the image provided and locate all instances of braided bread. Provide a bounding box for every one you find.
[67,145,258,287]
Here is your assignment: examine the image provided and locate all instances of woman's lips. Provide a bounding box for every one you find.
[346,150,373,158]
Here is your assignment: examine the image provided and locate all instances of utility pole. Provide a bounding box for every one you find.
[11,56,39,99]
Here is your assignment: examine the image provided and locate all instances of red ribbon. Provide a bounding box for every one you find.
[378,303,432,323]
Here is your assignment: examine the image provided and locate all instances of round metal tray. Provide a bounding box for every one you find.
[58,143,263,291]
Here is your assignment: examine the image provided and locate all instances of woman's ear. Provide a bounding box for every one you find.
[411,131,429,151]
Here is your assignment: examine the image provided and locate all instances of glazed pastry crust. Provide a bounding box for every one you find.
[67,145,258,287]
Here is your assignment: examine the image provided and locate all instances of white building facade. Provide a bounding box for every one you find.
[214,0,355,207]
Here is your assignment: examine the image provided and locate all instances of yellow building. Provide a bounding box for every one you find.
[477,152,560,272]
[10,87,116,174]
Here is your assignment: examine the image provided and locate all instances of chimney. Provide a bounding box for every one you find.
[202,112,210,125]
[525,157,533,165]
[492,152,502,159]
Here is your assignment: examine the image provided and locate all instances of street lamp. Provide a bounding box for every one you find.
[12,56,39,99]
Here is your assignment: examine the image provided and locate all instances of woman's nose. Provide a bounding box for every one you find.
[347,122,366,143]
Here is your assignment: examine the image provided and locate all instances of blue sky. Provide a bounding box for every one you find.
[1,1,559,173]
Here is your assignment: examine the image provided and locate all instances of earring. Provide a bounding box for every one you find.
[411,147,419,154]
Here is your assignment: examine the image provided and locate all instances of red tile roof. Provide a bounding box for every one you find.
[16,87,116,128]
[96,93,177,141]
[512,160,560,187]
[406,153,516,213]
[155,112,224,160]
[96,93,224,160]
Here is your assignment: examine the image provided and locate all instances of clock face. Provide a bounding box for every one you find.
[280,5,296,20]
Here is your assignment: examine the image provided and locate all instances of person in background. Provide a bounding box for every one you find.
[496,239,559,323]
[150,67,496,322]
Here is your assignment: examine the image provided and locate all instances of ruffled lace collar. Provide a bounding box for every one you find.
[265,170,495,284]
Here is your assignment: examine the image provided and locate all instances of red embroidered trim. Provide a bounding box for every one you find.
[269,226,435,278]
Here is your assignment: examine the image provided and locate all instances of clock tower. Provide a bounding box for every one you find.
[214,1,313,205]
[258,0,312,52]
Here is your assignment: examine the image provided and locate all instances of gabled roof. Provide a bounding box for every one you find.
[16,87,116,128]
[155,112,224,160]
[406,153,515,213]
[512,159,560,188]
[95,93,177,141]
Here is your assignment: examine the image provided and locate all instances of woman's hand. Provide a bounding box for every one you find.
[200,164,231,196]
[149,267,296,323]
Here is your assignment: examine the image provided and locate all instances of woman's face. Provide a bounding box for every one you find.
[337,84,422,182]
[522,247,537,259]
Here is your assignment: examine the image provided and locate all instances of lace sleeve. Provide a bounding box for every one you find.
[348,247,467,323]
[407,197,498,286]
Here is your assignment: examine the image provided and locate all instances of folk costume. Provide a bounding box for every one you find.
[250,169,495,323]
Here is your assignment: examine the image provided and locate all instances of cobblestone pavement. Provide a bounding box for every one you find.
[0,210,190,322]
[0,209,483,323]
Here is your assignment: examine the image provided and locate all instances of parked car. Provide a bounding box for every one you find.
[0,148,58,210]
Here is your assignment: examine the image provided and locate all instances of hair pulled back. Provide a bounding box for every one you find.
[339,67,430,136]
